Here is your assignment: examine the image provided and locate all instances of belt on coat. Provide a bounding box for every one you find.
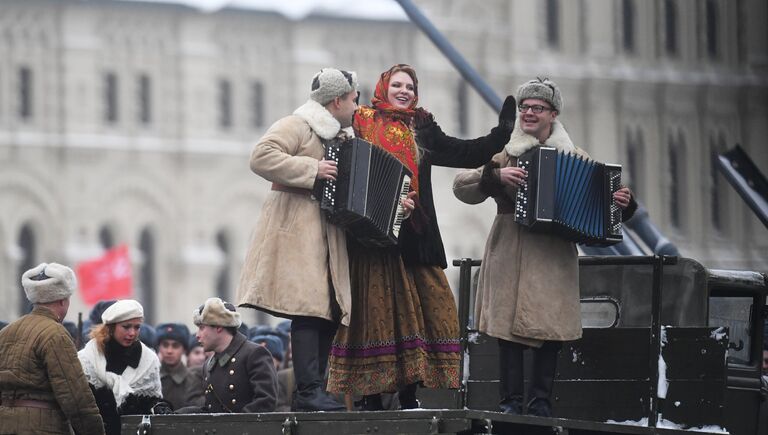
[0,398,58,410]
[271,183,312,197]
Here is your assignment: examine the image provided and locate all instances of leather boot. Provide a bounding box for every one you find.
[398,383,420,409]
[290,319,346,412]
[361,394,384,411]
[527,341,561,417]
[498,339,525,415]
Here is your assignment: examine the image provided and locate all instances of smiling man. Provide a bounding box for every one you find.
[156,323,204,410]
[454,78,636,417]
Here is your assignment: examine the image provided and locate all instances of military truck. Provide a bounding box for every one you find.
[123,255,766,435]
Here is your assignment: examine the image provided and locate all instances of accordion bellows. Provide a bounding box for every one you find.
[514,146,623,246]
[316,138,412,247]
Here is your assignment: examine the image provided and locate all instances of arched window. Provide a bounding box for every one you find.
[17,224,36,314]
[456,80,469,136]
[664,0,678,56]
[19,66,33,120]
[215,230,231,301]
[138,73,151,125]
[99,225,115,250]
[625,128,643,199]
[104,71,118,123]
[251,80,264,128]
[546,0,560,49]
[622,0,636,54]
[668,133,685,229]
[706,0,718,58]
[219,78,232,129]
[709,134,728,232]
[138,228,155,324]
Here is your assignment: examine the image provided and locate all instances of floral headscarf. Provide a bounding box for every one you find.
[354,64,421,193]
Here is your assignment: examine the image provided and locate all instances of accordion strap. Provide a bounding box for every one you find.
[271,183,312,197]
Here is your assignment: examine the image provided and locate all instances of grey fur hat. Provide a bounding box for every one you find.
[516,77,563,113]
[310,68,358,106]
[22,262,76,304]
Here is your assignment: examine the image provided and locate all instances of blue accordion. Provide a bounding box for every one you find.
[514,146,623,246]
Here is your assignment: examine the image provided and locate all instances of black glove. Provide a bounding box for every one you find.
[151,400,174,415]
[498,95,517,134]
[413,107,435,130]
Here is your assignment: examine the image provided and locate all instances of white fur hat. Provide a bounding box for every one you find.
[310,68,358,106]
[516,77,563,113]
[193,297,242,328]
[101,299,144,324]
[22,262,76,304]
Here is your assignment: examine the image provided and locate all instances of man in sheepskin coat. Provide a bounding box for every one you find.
[0,263,105,435]
[236,68,358,411]
[454,78,636,417]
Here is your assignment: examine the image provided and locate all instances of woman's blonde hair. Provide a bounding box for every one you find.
[90,323,115,355]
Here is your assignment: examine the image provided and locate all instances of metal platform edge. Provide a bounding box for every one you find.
[123,409,729,435]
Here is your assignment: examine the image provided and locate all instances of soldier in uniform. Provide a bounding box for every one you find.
[178,297,277,413]
[0,262,105,435]
[156,322,205,410]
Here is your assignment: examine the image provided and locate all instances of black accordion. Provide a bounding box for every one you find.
[315,137,412,247]
[514,146,623,246]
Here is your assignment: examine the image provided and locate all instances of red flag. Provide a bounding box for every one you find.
[77,244,133,305]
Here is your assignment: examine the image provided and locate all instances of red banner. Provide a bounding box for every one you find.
[77,244,133,305]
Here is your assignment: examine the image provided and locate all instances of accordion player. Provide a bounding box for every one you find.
[315,137,412,247]
[514,146,623,246]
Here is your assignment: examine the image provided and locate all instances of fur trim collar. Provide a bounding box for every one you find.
[505,119,575,157]
[293,99,341,141]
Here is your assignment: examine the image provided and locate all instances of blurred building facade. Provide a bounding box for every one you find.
[0,0,766,326]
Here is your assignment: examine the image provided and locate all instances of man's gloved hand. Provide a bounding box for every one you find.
[498,95,517,134]
[413,107,435,130]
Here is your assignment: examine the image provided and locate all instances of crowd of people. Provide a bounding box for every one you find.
[1,65,646,434]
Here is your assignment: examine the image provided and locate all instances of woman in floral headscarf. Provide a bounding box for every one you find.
[327,64,517,409]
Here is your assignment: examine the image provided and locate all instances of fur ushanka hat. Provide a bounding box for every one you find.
[21,262,77,304]
[310,68,358,106]
[516,77,563,113]
[193,297,242,328]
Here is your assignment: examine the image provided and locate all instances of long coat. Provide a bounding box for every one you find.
[201,332,278,413]
[0,306,105,435]
[399,119,511,269]
[237,100,352,325]
[453,120,585,346]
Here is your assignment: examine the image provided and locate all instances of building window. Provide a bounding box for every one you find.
[219,79,232,129]
[138,74,151,125]
[664,0,678,56]
[104,72,118,123]
[139,228,155,324]
[625,128,643,199]
[706,0,718,58]
[19,66,33,120]
[99,226,115,250]
[622,0,635,53]
[17,223,36,315]
[668,134,685,229]
[359,86,372,108]
[215,230,231,301]
[710,135,727,233]
[456,80,469,136]
[546,0,560,49]
[251,81,264,128]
